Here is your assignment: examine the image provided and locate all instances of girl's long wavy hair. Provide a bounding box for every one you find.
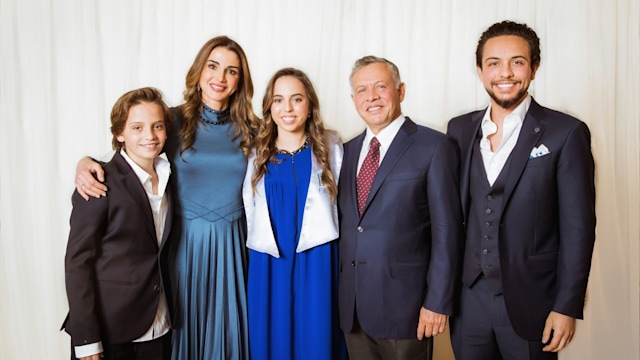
[251,68,338,201]
[177,36,259,158]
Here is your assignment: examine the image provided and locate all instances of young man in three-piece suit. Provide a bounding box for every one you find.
[447,21,596,360]
[338,55,464,360]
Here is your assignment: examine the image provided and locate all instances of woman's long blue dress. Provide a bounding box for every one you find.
[247,146,343,360]
[166,107,249,360]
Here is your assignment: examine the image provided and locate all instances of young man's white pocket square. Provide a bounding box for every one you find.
[529,144,550,158]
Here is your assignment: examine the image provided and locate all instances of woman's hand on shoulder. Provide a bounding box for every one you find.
[75,157,108,200]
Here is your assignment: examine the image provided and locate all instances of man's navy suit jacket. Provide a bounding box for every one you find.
[447,99,596,340]
[338,117,464,339]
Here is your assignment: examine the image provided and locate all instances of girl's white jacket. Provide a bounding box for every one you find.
[242,131,343,258]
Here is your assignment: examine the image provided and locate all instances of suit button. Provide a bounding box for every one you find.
[351,261,356,267]
[487,195,493,200]
[485,222,490,227]
[482,249,488,254]
[357,226,364,232]
[153,285,161,292]
[483,235,489,240]
[485,208,491,214]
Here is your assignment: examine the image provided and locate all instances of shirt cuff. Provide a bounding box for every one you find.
[74,341,103,358]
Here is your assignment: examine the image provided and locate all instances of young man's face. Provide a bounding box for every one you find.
[477,35,539,111]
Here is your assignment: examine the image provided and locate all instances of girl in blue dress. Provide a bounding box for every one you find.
[243,68,346,360]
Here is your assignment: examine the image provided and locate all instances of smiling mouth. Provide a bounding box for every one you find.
[211,84,226,92]
[367,106,382,112]
[494,82,518,90]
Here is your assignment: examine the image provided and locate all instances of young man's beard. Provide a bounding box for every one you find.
[488,88,528,110]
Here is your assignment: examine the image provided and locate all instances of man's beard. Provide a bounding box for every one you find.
[487,87,528,110]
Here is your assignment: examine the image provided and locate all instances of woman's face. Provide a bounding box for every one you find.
[199,46,241,110]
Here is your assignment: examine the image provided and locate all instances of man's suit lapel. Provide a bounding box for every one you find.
[460,112,483,220]
[502,100,546,209]
[362,118,415,216]
[346,131,366,218]
[113,153,158,245]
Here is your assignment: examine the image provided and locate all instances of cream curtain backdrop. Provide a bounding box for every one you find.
[1,0,638,359]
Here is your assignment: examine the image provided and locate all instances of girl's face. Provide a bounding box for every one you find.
[199,46,241,110]
[270,76,310,137]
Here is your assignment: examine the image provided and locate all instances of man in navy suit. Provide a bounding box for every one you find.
[338,55,464,359]
[447,21,596,359]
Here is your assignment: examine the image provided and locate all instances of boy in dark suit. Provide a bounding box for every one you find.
[63,87,174,360]
[447,21,596,359]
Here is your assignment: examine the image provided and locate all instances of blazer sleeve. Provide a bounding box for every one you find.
[423,136,464,315]
[64,190,109,346]
[553,121,596,318]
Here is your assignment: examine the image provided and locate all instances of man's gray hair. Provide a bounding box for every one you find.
[349,55,402,91]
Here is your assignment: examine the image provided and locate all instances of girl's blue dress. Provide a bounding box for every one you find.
[247,146,344,360]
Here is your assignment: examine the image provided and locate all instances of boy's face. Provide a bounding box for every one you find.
[116,101,167,169]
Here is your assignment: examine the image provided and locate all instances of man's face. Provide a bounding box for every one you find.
[351,63,405,134]
[477,35,538,111]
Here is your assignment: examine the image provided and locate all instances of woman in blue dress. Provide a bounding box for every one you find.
[243,68,346,360]
[74,36,259,359]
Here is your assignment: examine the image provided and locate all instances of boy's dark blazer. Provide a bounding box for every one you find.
[338,117,464,339]
[446,98,596,340]
[62,151,173,346]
